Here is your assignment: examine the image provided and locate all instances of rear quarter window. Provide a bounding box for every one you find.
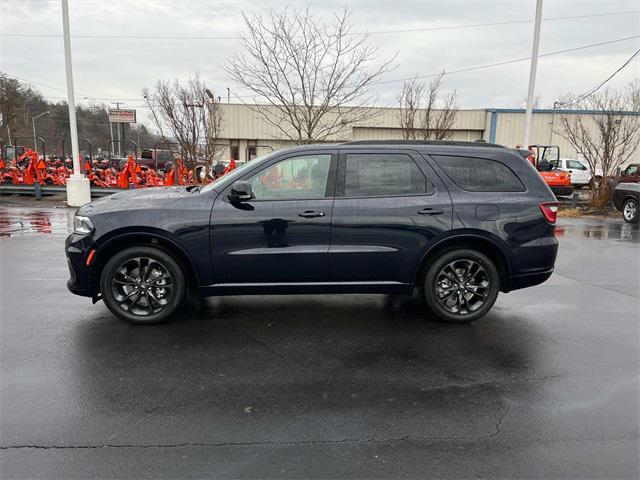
[431,155,525,192]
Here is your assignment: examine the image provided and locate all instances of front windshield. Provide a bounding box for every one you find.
[201,151,278,193]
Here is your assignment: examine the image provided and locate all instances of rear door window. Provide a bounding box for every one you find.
[432,155,525,192]
[342,153,433,197]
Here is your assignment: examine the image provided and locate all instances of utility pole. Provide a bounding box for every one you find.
[109,117,114,149]
[112,102,123,156]
[62,0,91,206]
[523,0,543,148]
[184,102,203,173]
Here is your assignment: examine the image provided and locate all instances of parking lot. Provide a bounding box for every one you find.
[0,203,638,479]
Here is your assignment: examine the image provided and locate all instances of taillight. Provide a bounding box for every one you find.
[539,202,559,224]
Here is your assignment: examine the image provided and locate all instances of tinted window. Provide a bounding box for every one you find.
[249,154,332,200]
[344,153,432,197]
[432,155,525,192]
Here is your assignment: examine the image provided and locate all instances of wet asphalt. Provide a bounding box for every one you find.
[0,204,638,479]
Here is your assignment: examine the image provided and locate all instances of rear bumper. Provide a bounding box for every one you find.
[550,185,574,197]
[508,268,554,291]
[506,235,558,292]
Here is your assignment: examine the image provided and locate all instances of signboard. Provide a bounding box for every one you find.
[108,109,136,123]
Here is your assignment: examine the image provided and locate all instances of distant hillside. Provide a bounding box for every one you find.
[0,72,159,156]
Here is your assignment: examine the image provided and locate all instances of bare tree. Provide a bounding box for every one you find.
[514,96,541,109]
[142,75,223,173]
[0,73,22,142]
[397,77,424,140]
[224,6,394,144]
[558,82,640,209]
[397,72,457,140]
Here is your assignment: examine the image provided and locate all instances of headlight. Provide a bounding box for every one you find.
[73,215,94,234]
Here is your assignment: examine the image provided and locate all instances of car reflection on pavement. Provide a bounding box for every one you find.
[0,207,72,237]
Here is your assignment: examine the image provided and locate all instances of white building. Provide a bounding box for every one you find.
[214,103,640,163]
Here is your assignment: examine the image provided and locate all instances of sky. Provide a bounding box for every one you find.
[1,0,639,126]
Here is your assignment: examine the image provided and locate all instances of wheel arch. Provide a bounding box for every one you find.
[90,229,199,292]
[414,232,512,292]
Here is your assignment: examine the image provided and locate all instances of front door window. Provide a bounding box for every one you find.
[249,154,332,200]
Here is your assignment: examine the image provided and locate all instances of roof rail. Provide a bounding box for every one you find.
[342,140,505,148]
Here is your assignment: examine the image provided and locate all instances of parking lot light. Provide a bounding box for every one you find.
[61,0,91,207]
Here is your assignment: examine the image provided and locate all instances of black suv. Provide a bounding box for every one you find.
[66,141,559,325]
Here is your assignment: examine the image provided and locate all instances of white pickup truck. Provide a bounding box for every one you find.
[551,158,593,188]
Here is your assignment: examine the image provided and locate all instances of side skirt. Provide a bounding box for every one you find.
[198,281,414,297]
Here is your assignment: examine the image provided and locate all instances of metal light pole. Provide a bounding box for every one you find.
[523,0,544,148]
[548,100,561,144]
[62,0,91,206]
[30,111,50,154]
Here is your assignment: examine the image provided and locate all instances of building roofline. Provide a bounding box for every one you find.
[487,108,640,116]
[219,103,640,116]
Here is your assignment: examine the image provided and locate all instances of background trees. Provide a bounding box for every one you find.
[142,75,224,171]
[559,82,640,209]
[224,6,394,144]
[0,72,158,156]
[396,72,457,140]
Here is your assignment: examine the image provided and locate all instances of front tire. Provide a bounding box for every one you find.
[100,246,186,324]
[421,249,499,324]
[622,198,639,224]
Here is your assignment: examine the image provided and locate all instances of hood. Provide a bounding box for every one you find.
[78,186,193,216]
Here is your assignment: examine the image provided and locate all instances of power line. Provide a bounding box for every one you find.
[559,48,640,107]
[373,35,640,85]
[8,34,640,104]
[1,10,638,40]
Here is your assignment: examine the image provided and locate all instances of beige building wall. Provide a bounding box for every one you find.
[490,111,577,158]
[214,103,638,163]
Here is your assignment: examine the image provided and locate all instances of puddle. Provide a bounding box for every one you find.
[555,219,640,243]
[0,208,73,237]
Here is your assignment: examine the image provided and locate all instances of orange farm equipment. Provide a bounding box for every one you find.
[526,145,574,197]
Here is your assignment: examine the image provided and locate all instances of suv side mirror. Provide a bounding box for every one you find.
[228,180,254,203]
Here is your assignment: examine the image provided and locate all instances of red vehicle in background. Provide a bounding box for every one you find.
[525,145,574,197]
[138,149,176,170]
[620,164,640,183]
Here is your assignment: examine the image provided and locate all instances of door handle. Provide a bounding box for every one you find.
[417,207,444,215]
[299,210,326,218]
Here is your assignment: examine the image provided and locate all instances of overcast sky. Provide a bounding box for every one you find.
[1,0,639,125]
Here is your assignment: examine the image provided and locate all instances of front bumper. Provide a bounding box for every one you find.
[65,233,95,297]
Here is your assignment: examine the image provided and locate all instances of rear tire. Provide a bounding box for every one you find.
[622,198,639,224]
[420,249,499,324]
[100,246,186,324]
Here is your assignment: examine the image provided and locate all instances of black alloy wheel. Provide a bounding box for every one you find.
[421,249,499,323]
[100,246,186,324]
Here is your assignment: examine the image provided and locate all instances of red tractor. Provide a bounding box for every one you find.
[526,145,574,197]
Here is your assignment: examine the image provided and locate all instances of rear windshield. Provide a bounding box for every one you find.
[432,155,525,192]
